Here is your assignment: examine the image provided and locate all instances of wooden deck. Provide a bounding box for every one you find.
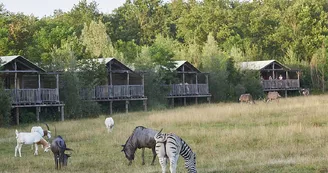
[5,88,59,105]
[165,84,211,98]
[80,85,146,101]
[262,79,300,91]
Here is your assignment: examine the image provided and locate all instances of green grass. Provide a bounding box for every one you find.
[2,94,328,172]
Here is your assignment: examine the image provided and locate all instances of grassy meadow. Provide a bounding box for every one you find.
[2,95,328,172]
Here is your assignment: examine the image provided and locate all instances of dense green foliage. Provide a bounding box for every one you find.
[1,0,328,122]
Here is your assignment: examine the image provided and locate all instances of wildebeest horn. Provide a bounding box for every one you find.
[44,123,50,131]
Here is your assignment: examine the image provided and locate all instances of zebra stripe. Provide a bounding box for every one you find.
[154,132,197,173]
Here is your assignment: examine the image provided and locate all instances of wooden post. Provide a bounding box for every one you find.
[14,61,17,103]
[285,89,287,98]
[184,97,186,106]
[38,73,41,103]
[36,107,40,122]
[125,100,129,113]
[143,100,147,112]
[56,74,59,102]
[297,71,300,88]
[272,63,275,79]
[195,97,198,104]
[195,74,198,94]
[109,101,113,115]
[16,107,19,125]
[182,65,185,95]
[205,74,209,94]
[172,98,174,107]
[127,72,130,97]
[142,73,145,97]
[109,61,112,86]
[61,106,64,121]
[207,97,211,104]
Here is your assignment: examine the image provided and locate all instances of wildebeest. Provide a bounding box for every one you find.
[266,91,281,102]
[300,88,310,96]
[121,126,157,165]
[50,135,72,169]
[239,93,255,104]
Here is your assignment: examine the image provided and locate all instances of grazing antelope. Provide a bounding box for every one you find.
[105,117,114,133]
[239,93,255,104]
[15,130,50,157]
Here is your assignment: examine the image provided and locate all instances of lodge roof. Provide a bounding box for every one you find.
[0,55,45,72]
[239,60,290,70]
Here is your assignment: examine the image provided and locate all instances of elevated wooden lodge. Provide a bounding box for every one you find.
[239,60,300,96]
[80,58,147,113]
[166,61,211,106]
[0,56,64,125]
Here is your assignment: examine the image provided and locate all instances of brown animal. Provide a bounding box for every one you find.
[239,94,255,104]
[266,91,281,102]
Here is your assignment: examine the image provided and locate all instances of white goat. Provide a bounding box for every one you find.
[105,117,114,133]
[31,126,51,150]
[15,130,50,157]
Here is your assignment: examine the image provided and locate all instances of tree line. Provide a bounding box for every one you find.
[0,0,327,124]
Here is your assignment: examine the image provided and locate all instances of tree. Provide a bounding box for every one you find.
[81,20,115,58]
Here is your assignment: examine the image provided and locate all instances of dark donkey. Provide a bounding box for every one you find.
[50,135,73,169]
[121,126,158,165]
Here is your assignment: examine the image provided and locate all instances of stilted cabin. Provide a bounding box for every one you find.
[239,60,300,96]
[166,61,211,106]
[0,56,64,125]
[80,58,147,114]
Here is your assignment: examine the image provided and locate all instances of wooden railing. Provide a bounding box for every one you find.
[261,79,300,90]
[166,84,210,96]
[81,85,145,100]
[5,88,59,104]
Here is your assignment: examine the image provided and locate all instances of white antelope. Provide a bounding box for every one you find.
[31,124,51,150]
[105,117,114,133]
[15,130,50,157]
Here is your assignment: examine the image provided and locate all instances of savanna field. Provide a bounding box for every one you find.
[2,95,328,173]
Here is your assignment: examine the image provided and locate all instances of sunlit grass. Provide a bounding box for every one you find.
[1,94,328,172]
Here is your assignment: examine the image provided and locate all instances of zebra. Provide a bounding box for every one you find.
[154,129,197,173]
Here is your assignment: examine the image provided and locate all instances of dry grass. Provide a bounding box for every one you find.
[1,94,328,172]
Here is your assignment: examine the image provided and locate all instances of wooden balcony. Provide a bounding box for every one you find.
[261,79,300,91]
[166,84,211,97]
[5,88,59,104]
[80,85,146,100]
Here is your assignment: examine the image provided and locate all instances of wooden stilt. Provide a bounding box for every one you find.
[125,100,129,113]
[16,107,19,125]
[61,106,64,121]
[36,107,40,122]
[207,97,211,104]
[285,90,287,98]
[109,101,113,115]
[184,97,186,106]
[143,100,147,112]
[172,98,174,107]
[195,97,198,104]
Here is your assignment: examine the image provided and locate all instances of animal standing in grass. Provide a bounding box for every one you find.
[105,117,114,133]
[300,88,310,96]
[239,93,255,104]
[266,91,281,102]
[121,126,157,165]
[154,129,197,173]
[15,130,50,157]
[31,123,51,150]
[50,135,73,169]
